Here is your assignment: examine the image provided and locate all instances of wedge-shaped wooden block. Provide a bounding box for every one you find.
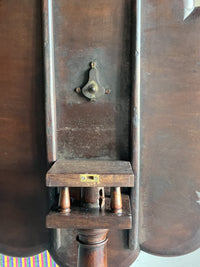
[46,195,132,229]
[46,160,134,187]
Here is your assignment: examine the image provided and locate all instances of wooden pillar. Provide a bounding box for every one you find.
[111,187,122,213]
[77,229,108,267]
[58,187,71,213]
[81,187,105,209]
[77,187,107,267]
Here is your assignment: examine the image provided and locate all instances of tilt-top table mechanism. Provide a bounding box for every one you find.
[46,160,134,267]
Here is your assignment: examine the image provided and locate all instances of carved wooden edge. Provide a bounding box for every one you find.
[0,242,49,258]
[129,0,141,253]
[43,0,57,162]
[184,0,200,20]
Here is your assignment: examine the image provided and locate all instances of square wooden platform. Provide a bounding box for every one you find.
[46,160,134,187]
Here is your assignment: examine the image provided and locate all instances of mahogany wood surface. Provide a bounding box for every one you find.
[140,0,200,256]
[77,230,108,267]
[46,160,134,187]
[43,0,138,266]
[45,0,133,162]
[49,229,139,267]
[1,0,199,265]
[0,0,49,256]
[46,195,132,229]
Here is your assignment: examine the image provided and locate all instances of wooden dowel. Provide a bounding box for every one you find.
[111,187,122,213]
[58,187,71,213]
[77,229,108,267]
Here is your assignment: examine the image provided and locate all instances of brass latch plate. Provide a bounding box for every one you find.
[80,174,100,183]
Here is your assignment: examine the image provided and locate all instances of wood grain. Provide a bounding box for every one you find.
[46,0,132,161]
[46,195,132,229]
[140,0,200,256]
[46,160,134,187]
[0,0,49,257]
[43,0,138,265]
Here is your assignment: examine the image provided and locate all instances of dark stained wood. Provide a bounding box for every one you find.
[111,187,123,213]
[58,187,71,213]
[49,229,139,267]
[46,195,132,229]
[44,0,132,161]
[2,0,199,265]
[77,230,108,267]
[140,0,200,256]
[0,0,49,257]
[46,160,134,187]
[76,187,109,267]
[43,0,138,266]
[81,187,105,209]
[44,0,200,265]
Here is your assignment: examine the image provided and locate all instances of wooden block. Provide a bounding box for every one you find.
[46,195,132,229]
[46,160,134,187]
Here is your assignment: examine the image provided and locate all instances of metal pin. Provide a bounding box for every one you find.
[90,62,95,68]
[75,87,81,93]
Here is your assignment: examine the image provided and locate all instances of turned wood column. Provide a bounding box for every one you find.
[81,187,105,209]
[58,187,71,213]
[111,187,122,213]
[77,229,108,267]
[77,187,108,267]
[46,160,133,267]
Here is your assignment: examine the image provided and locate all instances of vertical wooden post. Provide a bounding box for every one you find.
[77,229,108,267]
[111,187,122,213]
[77,187,108,267]
[81,187,105,209]
[58,187,71,213]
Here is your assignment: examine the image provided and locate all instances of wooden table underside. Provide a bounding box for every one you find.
[0,1,199,266]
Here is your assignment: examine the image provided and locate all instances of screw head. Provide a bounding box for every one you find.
[105,89,111,94]
[88,85,97,94]
[81,176,86,181]
[75,87,81,93]
[90,62,95,68]
[94,176,98,180]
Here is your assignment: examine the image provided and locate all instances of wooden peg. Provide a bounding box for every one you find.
[58,187,71,213]
[111,187,122,213]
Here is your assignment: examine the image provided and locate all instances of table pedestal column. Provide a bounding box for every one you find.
[77,229,108,267]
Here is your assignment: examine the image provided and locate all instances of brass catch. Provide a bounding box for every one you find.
[80,174,100,183]
[75,62,110,101]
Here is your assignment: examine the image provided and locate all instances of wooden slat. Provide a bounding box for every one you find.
[140,0,200,256]
[46,195,132,229]
[46,160,134,187]
[0,0,49,256]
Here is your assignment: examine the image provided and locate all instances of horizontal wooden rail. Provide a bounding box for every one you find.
[46,160,134,187]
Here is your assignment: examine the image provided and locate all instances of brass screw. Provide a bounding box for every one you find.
[105,89,111,94]
[90,62,95,68]
[75,87,81,93]
[88,85,97,94]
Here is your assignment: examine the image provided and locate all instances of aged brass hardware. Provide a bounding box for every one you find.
[80,174,100,183]
[75,62,110,101]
